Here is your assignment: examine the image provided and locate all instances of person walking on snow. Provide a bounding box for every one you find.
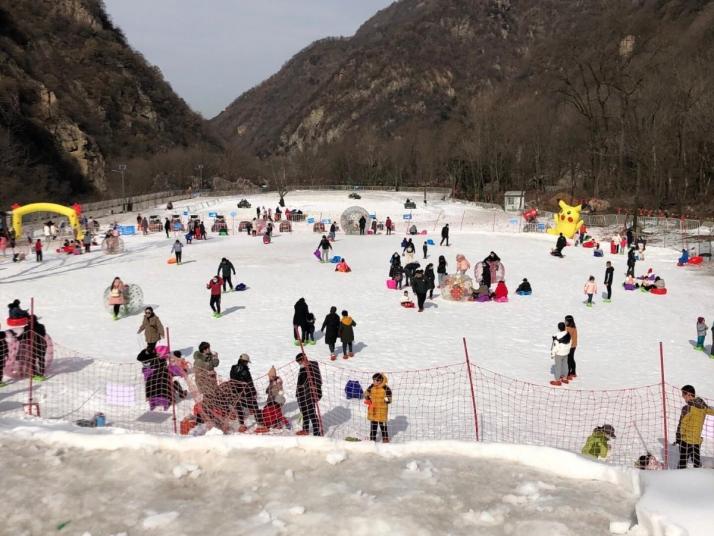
[318,235,332,262]
[295,353,323,436]
[440,223,449,246]
[207,275,223,317]
[304,312,316,344]
[550,321,571,386]
[321,306,341,360]
[358,215,367,235]
[411,269,429,311]
[604,261,614,302]
[437,255,448,287]
[584,275,597,307]
[422,241,428,259]
[141,217,149,236]
[365,372,392,443]
[108,276,126,320]
[675,385,714,468]
[626,247,637,277]
[564,315,577,380]
[695,317,708,351]
[137,307,164,352]
[424,263,436,299]
[403,239,415,262]
[338,310,356,358]
[164,217,171,238]
[34,239,43,262]
[193,341,219,397]
[293,298,310,342]
[217,257,236,291]
[328,222,336,241]
[171,240,183,264]
[385,216,393,235]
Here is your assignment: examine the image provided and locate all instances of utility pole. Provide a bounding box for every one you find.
[111,164,127,212]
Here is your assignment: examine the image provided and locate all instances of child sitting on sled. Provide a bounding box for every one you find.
[400,290,415,308]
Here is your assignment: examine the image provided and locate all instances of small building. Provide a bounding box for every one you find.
[504,191,525,212]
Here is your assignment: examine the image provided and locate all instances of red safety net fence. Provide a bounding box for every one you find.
[1,334,713,468]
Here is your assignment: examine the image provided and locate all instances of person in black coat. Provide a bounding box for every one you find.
[293,298,310,342]
[411,269,429,311]
[17,316,47,378]
[358,216,367,235]
[424,263,436,299]
[626,247,637,277]
[320,306,340,359]
[389,252,401,272]
[230,354,263,429]
[295,353,322,436]
[552,233,567,257]
[604,261,614,302]
[626,227,634,248]
[404,261,420,287]
[437,255,448,287]
[0,330,10,385]
[440,223,449,246]
[217,257,236,291]
[137,348,172,406]
[164,217,171,238]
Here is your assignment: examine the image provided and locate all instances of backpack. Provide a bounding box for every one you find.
[345,380,364,399]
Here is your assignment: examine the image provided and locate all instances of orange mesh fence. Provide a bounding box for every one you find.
[1,335,713,468]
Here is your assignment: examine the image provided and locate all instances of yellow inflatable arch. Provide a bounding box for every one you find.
[11,203,84,240]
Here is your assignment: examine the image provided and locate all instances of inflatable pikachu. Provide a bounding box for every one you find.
[547,200,584,238]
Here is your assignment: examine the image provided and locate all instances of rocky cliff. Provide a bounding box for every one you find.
[0,0,211,204]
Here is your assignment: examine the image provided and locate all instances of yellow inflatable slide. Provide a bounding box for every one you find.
[11,202,84,240]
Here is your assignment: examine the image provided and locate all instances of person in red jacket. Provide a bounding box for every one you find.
[493,280,509,301]
[34,239,43,262]
[385,216,393,235]
[206,275,223,317]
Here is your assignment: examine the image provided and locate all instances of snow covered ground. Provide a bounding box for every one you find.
[2,189,714,535]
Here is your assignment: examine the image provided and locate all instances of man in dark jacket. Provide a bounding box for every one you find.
[17,316,47,379]
[164,217,171,238]
[404,261,420,287]
[295,353,322,436]
[604,261,614,302]
[553,233,567,257]
[293,298,310,342]
[440,223,449,246]
[318,235,332,262]
[320,306,341,360]
[626,247,637,277]
[411,269,429,311]
[358,216,367,235]
[626,227,634,248]
[230,354,264,431]
[217,257,236,291]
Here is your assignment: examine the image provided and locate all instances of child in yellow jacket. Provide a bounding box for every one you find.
[365,373,392,442]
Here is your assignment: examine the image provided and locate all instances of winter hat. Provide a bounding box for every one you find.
[601,424,616,438]
[697,317,704,323]
[295,352,307,362]
[239,353,250,363]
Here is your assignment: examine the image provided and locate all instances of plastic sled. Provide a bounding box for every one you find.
[593,250,604,257]
[476,295,491,303]
[330,256,342,263]
[516,291,532,296]
[582,241,595,248]
[6,317,29,328]
[313,249,321,261]
[650,287,667,295]
[688,256,703,265]
[494,296,509,303]
[623,284,636,291]
[426,239,435,245]
[167,257,177,264]
[419,230,428,235]
[149,396,170,411]
[400,302,415,308]
[235,283,247,291]
[386,279,397,289]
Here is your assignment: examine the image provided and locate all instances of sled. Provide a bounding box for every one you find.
[167,257,177,264]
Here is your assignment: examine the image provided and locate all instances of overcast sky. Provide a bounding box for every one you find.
[103,1,394,119]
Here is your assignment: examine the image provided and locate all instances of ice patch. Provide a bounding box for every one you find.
[142,511,179,529]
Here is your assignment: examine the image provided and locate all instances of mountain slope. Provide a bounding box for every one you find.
[0,0,211,204]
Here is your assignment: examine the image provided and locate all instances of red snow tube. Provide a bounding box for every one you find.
[688,256,703,265]
[650,287,668,295]
[582,241,595,248]
[6,317,28,327]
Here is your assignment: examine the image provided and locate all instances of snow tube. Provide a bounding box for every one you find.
[6,317,28,328]
[623,284,636,291]
[386,279,397,290]
[345,380,364,399]
[688,256,703,265]
[400,302,415,308]
[167,257,177,264]
[235,283,247,291]
[582,241,595,248]
[650,287,667,295]
[516,291,532,296]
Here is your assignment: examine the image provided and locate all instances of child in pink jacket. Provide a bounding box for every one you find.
[584,276,597,307]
